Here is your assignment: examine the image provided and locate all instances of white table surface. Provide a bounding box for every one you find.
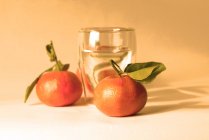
[1,77,209,140]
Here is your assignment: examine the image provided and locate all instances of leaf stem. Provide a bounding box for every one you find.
[110,59,124,76]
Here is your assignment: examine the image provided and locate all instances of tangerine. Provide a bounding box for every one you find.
[36,71,82,107]
[94,75,147,117]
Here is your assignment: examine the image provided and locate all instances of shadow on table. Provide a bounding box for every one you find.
[30,96,93,106]
[140,84,209,115]
[73,97,94,106]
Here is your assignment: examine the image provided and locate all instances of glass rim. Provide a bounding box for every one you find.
[79,27,134,33]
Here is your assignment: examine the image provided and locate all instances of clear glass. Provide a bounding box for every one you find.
[78,27,136,95]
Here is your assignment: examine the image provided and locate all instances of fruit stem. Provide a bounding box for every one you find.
[110,59,124,76]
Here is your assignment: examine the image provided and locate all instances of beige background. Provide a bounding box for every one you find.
[0,0,209,99]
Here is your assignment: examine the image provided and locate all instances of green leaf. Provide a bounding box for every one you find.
[127,65,158,80]
[124,62,166,83]
[46,41,57,62]
[62,64,70,71]
[24,66,54,103]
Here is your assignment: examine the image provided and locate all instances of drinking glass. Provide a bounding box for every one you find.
[78,27,136,95]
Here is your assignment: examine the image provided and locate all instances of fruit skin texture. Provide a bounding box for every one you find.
[36,71,83,107]
[94,75,147,117]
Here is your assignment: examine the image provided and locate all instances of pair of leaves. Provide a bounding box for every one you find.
[124,62,166,83]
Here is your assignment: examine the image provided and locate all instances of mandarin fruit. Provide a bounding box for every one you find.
[94,75,147,117]
[36,71,83,107]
